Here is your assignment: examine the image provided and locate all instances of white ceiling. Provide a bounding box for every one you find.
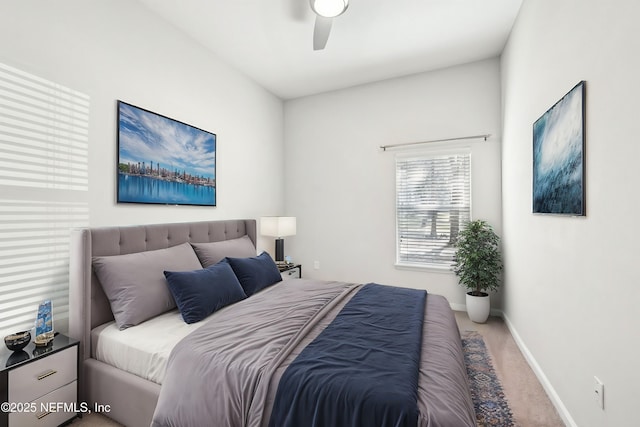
[136,0,522,100]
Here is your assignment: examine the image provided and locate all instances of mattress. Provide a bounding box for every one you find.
[91,309,205,384]
[91,277,300,385]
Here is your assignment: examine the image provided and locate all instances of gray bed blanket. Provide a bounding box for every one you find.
[150,279,476,427]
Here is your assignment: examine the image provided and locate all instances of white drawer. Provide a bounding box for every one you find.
[9,380,77,427]
[281,266,301,279]
[8,346,77,403]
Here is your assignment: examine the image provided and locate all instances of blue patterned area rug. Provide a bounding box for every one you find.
[461,331,516,427]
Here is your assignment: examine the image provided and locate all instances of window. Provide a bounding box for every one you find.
[396,149,471,268]
[0,62,89,337]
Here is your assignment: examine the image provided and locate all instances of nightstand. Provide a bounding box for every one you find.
[0,333,79,427]
[279,264,302,279]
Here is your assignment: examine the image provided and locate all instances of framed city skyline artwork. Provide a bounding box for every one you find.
[117,101,216,206]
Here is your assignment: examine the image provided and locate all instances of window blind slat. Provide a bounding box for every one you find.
[396,151,471,267]
[0,62,89,338]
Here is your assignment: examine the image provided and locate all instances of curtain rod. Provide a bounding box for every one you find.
[380,134,491,151]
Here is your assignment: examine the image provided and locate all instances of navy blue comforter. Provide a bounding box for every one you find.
[269,283,426,427]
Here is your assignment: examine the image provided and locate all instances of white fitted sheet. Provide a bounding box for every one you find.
[92,309,206,384]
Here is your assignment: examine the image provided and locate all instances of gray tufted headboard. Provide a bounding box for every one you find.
[68,219,256,365]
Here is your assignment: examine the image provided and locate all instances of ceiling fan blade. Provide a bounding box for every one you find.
[313,16,333,50]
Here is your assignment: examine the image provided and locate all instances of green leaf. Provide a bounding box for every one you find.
[452,220,502,293]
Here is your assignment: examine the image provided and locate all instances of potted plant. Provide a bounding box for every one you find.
[453,220,503,323]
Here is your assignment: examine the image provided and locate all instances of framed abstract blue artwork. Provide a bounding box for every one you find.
[533,81,585,215]
[117,101,216,206]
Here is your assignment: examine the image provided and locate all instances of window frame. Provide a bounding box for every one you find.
[394,146,472,271]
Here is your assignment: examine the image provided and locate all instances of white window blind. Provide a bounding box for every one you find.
[0,62,89,338]
[396,150,471,268]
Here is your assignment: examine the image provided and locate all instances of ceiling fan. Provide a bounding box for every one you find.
[310,0,349,50]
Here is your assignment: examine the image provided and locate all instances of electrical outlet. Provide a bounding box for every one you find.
[313,260,320,270]
[593,376,604,410]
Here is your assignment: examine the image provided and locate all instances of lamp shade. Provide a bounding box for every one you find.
[260,217,297,237]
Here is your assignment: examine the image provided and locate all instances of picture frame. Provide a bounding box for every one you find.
[532,81,585,215]
[117,101,216,206]
[35,299,54,346]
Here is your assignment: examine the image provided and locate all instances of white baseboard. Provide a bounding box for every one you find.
[501,312,577,427]
[450,302,466,312]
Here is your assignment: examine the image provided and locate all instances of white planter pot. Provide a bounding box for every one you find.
[466,292,490,323]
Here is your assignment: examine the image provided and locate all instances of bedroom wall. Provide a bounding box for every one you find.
[283,59,502,307]
[500,0,640,425]
[0,0,284,238]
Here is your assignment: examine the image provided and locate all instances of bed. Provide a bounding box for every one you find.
[68,219,476,427]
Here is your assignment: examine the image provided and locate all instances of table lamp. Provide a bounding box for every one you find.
[260,216,296,262]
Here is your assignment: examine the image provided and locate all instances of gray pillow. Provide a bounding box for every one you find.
[93,242,202,330]
[191,235,256,267]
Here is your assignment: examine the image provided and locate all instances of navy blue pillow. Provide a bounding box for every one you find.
[164,262,247,324]
[224,251,282,296]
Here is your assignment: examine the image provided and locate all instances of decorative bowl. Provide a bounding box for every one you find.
[4,330,31,352]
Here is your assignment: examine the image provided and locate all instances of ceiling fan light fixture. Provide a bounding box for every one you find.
[310,0,349,18]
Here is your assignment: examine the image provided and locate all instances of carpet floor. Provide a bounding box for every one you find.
[455,312,565,427]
